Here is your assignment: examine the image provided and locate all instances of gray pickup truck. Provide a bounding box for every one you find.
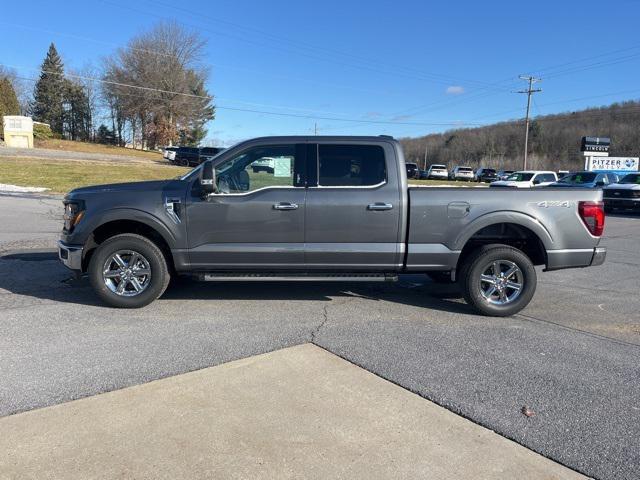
[59,136,606,316]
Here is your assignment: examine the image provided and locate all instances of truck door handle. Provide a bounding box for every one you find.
[273,202,299,210]
[367,202,393,211]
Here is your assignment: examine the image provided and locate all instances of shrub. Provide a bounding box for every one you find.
[33,122,53,140]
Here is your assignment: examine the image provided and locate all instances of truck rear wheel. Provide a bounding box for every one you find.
[459,244,536,317]
[88,234,170,308]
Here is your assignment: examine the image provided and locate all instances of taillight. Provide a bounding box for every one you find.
[578,201,605,236]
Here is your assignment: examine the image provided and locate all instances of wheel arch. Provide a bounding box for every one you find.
[82,215,175,273]
[455,215,550,275]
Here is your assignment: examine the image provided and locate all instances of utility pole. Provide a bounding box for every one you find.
[423,143,428,170]
[517,75,541,170]
[314,122,318,135]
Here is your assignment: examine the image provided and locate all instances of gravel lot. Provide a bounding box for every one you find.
[0,193,638,480]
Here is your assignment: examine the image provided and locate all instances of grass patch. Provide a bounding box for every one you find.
[35,139,163,161]
[0,157,190,194]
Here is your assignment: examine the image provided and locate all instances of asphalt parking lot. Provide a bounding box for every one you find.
[0,193,638,480]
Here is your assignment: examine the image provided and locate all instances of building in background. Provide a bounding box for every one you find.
[2,116,34,148]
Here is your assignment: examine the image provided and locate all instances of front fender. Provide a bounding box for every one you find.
[68,207,180,249]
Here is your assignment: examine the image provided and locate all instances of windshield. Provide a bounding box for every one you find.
[559,172,597,184]
[506,172,534,181]
[482,169,496,174]
[619,173,640,184]
[458,167,473,172]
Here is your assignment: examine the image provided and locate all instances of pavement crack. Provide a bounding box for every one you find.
[310,305,329,343]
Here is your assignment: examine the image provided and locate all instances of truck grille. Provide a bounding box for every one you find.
[604,189,635,199]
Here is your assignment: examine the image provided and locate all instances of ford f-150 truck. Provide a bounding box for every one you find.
[59,136,606,316]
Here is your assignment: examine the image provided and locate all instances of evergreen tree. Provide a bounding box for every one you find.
[32,43,65,134]
[0,76,20,138]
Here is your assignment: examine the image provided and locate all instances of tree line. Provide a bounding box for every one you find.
[401,101,640,172]
[0,21,214,149]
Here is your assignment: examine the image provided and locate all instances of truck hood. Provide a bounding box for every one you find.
[490,180,524,188]
[604,183,640,190]
[66,180,175,198]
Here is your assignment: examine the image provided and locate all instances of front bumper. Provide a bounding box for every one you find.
[58,241,83,271]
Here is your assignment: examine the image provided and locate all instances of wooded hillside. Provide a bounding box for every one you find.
[401,101,640,171]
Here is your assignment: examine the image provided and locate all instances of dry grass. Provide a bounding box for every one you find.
[0,157,190,194]
[35,139,163,161]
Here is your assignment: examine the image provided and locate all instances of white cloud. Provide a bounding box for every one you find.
[446,86,465,95]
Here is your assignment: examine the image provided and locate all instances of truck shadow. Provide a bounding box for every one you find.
[0,251,472,316]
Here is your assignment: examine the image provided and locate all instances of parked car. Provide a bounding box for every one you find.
[251,157,275,173]
[549,171,618,188]
[474,167,498,183]
[427,164,448,180]
[496,170,515,181]
[418,169,429,180]
[199,147,225,162]
[406,162,419,179]
[449,166,474,181]
[603,172,640,212]
[174,147,201,167]
[59,135,606,316]
[490,171,558,188]
[162,146,178,163]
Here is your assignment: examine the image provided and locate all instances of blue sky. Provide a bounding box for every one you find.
[2,0,640,146]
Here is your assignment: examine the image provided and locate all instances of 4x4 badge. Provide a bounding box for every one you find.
[537,200,570,208]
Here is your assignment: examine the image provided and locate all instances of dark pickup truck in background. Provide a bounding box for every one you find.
[59,136,606,316]
[173,146,225,167]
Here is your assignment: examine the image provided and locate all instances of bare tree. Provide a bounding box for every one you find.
[100,21,214,149]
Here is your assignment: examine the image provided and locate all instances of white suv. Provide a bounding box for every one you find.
[427,164,448,180]
[449,166,474,181]
[490,170,558,188]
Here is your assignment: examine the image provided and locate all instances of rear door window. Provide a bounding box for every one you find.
[318,144,386,187]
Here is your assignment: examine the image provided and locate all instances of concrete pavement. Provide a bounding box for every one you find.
[0,344,585,480]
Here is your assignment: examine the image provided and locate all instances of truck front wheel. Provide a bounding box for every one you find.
[459,244,536,317]
[88,234,170,308]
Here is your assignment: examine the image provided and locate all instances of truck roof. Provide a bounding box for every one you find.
[236,135,397,143]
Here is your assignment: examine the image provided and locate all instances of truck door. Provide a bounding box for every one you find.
[304,143,403,270]
[186,144,307,270]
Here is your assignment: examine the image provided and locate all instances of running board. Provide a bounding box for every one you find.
[200,272,398,282]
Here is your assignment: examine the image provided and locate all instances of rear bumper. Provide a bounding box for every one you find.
[604,198,640,209]
[545,246,606,271]
[58,241,83,271]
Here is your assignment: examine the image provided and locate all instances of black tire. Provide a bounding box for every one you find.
[426,271,455,284]
[458,244,536,317]
[88,233,170,308]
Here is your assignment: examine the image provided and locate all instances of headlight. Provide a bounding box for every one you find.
[63,201,85,232]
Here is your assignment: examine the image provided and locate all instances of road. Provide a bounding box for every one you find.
[0,193,638,480]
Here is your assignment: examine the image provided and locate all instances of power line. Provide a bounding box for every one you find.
[13,70,481,127]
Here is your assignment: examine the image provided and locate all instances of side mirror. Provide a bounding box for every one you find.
[532,179,541,185]
[595,181,605,187]
[200,161,217,195]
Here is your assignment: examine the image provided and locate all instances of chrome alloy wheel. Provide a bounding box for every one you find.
[102,250,151,297]
[479,260,523,305]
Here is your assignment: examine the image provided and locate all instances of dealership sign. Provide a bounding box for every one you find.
[590,156,639,172]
